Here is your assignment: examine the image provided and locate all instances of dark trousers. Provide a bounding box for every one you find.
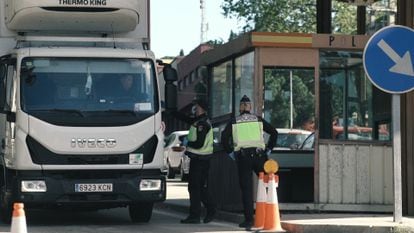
[237,149,268,223]
[187,157,215,218]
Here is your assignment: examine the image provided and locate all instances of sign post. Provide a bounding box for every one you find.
[392,95,402,222]
[363,25,414,223]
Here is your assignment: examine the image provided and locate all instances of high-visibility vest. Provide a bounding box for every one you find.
[186,119,214,155]
[232,113,266,151]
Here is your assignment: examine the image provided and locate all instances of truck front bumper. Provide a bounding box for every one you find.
[8,169,166,209]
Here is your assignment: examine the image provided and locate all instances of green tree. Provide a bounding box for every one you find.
[206,38,225,46]
[264,69,314,129]
[221,0,357,34]
[228,30,240,41]
[222,0,317,33]
[332,1,357,34]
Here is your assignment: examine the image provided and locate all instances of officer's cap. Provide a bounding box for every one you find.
[240,95,251,104]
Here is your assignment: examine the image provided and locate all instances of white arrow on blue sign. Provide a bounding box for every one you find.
[363,25,414,94]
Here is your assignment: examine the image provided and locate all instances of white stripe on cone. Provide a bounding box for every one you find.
[254,172,267,229]
[11,216,27,233]
[256,177,267,203]
[11,203,27,233]
[263,174,284,231]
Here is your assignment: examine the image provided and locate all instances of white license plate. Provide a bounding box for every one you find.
[75,183,113,192]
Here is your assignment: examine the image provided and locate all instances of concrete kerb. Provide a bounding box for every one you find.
[280,217,414,233]
[162,180,414,233]
[282,224,414,233]
[394,226,414,233]
[157,201,414,233]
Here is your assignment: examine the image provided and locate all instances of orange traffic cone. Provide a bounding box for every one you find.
[263,173,284,232]
[254,172,267,229]
[10,203,27,233]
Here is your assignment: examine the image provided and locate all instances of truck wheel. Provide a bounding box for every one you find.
[167,164,175,179]
[129,202,153,223]
[0,189,12,224]
[180,167,189,182]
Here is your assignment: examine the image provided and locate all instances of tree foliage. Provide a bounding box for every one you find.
[206,38,225,46]
[222,0,317,33]
[332,1,357,34]
[264,69,315,129]
[221,0,357,34]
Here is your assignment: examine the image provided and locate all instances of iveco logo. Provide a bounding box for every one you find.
[71,138,117,148]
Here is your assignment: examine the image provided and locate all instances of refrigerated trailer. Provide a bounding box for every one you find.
[0,0,172,223]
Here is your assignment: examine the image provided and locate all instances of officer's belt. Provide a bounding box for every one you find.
[238,147,260,156]
[185,151,213,160]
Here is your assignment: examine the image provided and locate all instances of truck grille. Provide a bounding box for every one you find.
[26,136,158,165]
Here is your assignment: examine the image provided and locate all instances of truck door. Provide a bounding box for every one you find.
[0,56,17,166]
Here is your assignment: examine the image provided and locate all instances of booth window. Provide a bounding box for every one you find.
[210,52,255,150]
[235,52,255,113]
[263,67,315,131]
[319,50,391,141]
[211,60,232,118]
[193,67,208,103]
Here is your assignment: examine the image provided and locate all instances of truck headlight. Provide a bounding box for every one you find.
[21,181,47,192]
[140,179,162,191]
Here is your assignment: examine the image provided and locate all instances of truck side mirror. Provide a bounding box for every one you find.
[163,65,177,110]
[164,83,177,110]
[163,65,177,82]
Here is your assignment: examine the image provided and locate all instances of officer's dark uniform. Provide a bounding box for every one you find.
[172,100,216,224]
[221,95,278,229]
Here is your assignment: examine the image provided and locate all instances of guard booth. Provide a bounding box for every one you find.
[184,32,394,213]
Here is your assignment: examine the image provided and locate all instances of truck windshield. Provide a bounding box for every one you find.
[20,57,159,126]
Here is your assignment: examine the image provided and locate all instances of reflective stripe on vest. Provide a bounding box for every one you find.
[186,121,214,155]
[232,114,266,151]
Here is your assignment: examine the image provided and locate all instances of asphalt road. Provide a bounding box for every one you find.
[0,178,248,233]
[0,200,245,233]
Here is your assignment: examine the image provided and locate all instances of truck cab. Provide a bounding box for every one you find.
[0,0,168,223]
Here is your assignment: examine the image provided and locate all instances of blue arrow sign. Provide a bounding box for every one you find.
[363,25,414,94]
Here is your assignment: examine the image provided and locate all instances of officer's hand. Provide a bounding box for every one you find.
[181,138,188,146]
[265,148,272,156]
[228,152,236,161]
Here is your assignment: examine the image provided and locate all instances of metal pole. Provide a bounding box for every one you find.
[200,0,207,43]
[392,94,402,222]
[290,70,293,129]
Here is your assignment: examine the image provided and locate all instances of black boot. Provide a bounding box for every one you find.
[203,209,216,223]
[238,221,253,230]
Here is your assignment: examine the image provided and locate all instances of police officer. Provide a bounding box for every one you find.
[172,99,216,224]
[221,95,278,230]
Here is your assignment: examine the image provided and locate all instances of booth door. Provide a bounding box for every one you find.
[263,67,315,203]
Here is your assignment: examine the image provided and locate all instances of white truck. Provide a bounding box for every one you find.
[0,0,173,223]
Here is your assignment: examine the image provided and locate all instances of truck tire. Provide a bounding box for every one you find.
[167,164,175,179]
[180,167,188,182]
[0,188,12,224]
[129,202,153,223]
